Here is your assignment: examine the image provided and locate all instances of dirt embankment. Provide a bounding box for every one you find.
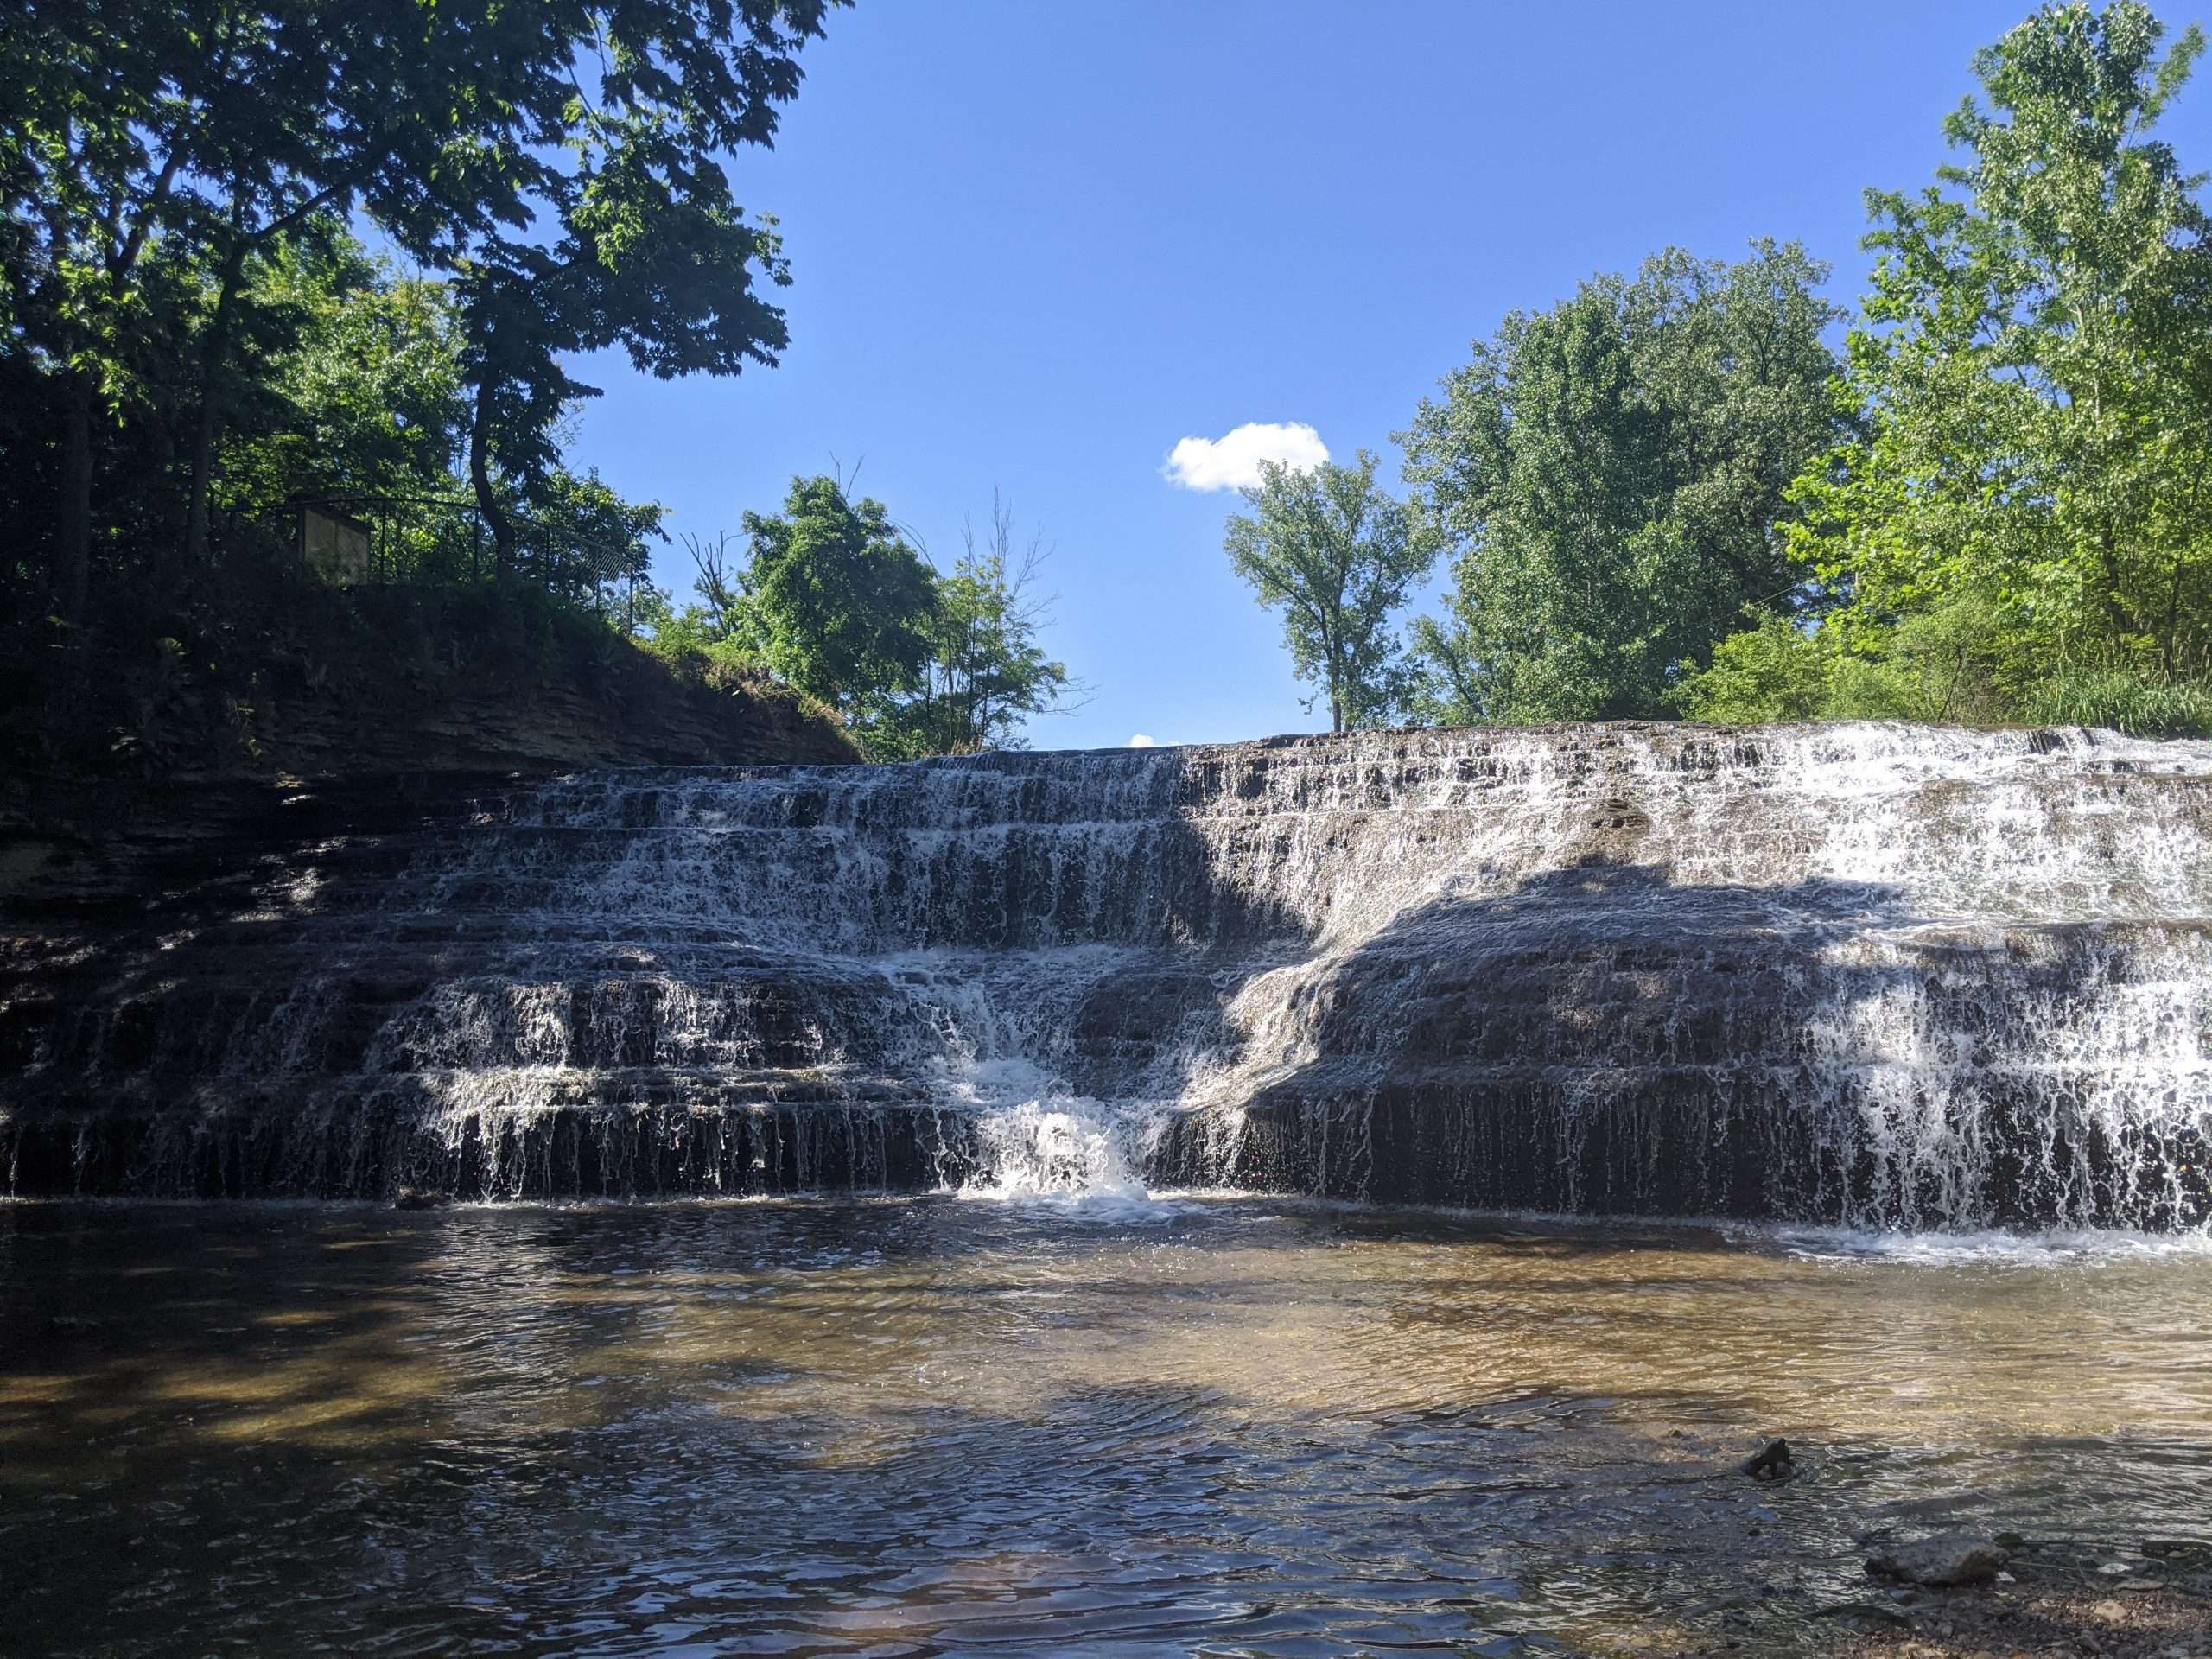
[0,588,861,911]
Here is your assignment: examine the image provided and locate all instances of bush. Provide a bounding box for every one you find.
[1670,615,1831,722]
[1675,596,2030,728]
[2021,670,2212,738]
[1829,597,2016,725]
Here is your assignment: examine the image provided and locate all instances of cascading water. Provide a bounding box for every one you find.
[3,721,2209,1229]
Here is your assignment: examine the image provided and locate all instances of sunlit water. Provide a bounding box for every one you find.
[4,1197,2209,1656]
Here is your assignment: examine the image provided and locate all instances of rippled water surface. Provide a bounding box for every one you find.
[3,1198,2209,1656]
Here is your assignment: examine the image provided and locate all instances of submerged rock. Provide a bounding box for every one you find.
[1742,1438,1796,1480]
[1866,1534,2010,1587]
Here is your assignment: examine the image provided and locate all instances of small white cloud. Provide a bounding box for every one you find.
[1128,733,1159,747]
[1163,422,1329,492]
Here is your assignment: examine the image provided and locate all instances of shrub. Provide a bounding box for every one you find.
[1671,615,1831,722]
[2021,670,2212,738]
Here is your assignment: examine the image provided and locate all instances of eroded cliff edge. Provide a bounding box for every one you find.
[1,600,859,911]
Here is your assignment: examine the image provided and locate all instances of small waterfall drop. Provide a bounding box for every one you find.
[4,721,2209,1229]
[958,1095,1171,1214]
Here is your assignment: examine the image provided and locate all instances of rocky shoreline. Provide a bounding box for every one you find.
[1827,1539,2212,1659]
[1663,1462,2212,1658]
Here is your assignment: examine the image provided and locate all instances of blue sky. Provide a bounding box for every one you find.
[569,0,2212,751]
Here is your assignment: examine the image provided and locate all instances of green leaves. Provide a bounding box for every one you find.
[0,1,847,614]
[1399,241,1844,724]
[1224,450,1440,734]
[741,475,939,724]
[651,482,1077,759]
[1800,0,2212,695]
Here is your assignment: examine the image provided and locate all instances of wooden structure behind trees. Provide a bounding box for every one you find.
[296,495,651,621]
[0,0,842,638]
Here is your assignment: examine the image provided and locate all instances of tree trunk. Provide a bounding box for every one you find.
[182,236,251,580]
[469,375,517,581]
[53,373,94,626]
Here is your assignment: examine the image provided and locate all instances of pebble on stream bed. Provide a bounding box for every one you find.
[1815,1546,2212,1659]
[1669,1538,2212,1659]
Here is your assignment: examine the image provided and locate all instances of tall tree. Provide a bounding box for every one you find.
[1789,0,2212,688]
[431,3,837,577]
[0,3,522,596]
[892,495,1074,756]
[1398,242,1842,723]
[1224,451,1440,734]
[0,1,842,612]
[740,474,938,723]
[0,4,190,620]
[212,238,472,515]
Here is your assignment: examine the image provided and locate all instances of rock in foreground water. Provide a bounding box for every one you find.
[1866,1535,2010,1587]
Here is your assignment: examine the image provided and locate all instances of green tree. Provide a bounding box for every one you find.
[1224,450,1440,734]
[741,475,938,726]
[1673,597,2016,725]
[650,492,1079,759]
[0,4,191,620]
[0,3,531,597]
[1668,615,1834,723]
[429,3,840,577]
[523,467,669,609]
[1399,242,1843,723]
[887,496,1075,756]
[0,2,842,615]
[1789,0,2212,693]
[212,237,471,517]
[202,232,664,600]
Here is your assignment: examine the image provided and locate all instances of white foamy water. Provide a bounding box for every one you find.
[955,1096,1182,1220]
[7,721,2211,1230]
[1760,1220,2212,1264]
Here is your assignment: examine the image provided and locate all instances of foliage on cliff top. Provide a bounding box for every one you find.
[639,477,1080,760]
[0,2,869,787]
[1681,0,2212,738]
[1,0,843,617]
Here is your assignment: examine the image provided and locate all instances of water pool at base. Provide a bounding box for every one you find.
[3,1198,2209,1656]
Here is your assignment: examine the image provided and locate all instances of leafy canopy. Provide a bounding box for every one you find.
[1790,0,2212,685]
[1398,242,1843,724]
[645,484,1081,759]
[1224,450,1440,734]
[0,0,844,610]
[739,475,940,722]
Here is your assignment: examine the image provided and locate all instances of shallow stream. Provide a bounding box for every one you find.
[4,1195,2209,1656]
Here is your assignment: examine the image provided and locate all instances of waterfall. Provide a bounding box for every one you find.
[4,721,2209,1228]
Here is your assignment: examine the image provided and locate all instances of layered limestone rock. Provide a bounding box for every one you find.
[4,722,2209,1226]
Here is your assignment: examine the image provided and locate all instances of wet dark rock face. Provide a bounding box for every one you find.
[3,723,2209,1226]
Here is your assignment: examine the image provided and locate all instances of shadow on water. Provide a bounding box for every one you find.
[5,1199,2211,1657]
